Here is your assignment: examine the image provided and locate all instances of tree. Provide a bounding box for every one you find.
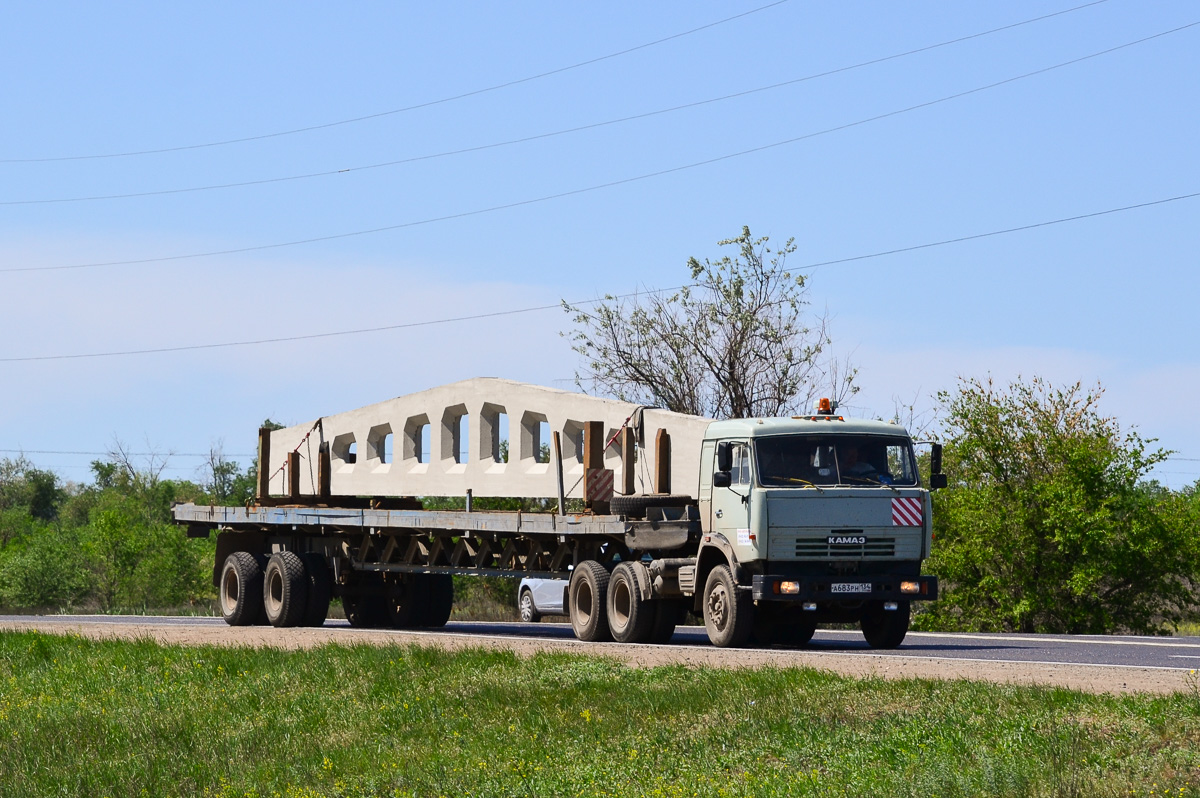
[917,376,1200,635]
[563,226,855,419]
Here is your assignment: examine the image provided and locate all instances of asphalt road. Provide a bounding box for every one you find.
[5,614,1199,673]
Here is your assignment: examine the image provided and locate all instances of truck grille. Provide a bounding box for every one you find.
[792,537,896,559]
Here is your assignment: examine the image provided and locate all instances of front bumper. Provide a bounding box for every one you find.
[751,574,938,602]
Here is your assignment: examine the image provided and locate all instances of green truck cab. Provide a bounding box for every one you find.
[689,403,940,648]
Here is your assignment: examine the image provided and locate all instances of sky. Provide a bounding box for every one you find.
[1,1,1197,488]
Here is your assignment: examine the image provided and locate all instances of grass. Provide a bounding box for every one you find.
[1,632,1199,797]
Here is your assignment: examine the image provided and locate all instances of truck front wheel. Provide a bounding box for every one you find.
[861,600,910,649]
[219,552,265,626]
[703,565,753,648]
[569,561,612,642]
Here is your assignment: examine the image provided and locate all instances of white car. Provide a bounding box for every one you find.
[517,577,569,622]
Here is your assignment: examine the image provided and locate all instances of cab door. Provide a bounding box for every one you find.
[712,441,752,551]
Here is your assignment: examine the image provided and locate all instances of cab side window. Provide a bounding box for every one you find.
[731,444,750,486]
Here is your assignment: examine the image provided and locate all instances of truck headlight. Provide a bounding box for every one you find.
[775,580,800,595]
[900,581,920,594]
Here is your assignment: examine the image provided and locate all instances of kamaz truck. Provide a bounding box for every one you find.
[173,378,942,648]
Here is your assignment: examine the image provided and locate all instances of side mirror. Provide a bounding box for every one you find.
[716,441,732,473]
[713,471,732,488]
[929,443,946,490]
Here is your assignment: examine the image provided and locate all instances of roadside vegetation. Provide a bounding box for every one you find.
[2,631,1199,798]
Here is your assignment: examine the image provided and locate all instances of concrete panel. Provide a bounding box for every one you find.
[264,378,712,501]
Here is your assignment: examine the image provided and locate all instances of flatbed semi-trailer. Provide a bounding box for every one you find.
[174,378,942,648]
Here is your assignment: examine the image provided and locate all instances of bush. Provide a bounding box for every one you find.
[917,377,1200,635]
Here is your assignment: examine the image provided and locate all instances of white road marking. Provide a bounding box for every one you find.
[812,628,1200,649]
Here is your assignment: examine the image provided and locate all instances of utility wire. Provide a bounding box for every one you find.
[0,0,1112,207]
[0,1,791,164]
[4,20,1192,277]
[2,189,1196,363]
[0,449,254,457]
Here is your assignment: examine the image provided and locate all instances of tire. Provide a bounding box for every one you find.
[219,552,265,626]
[702,565,753,648]
[384,575,418,629]
[609,494,694,520]
[300,552,332,627]
[568,561,612,642]
[606,562,656,643]
[649,599,682,644]
[861,600,910,649]
[776,619,817,647]
[415,573,454,628]
[519,589,541,623]
[342,593,388,628]
[263,551,308,628]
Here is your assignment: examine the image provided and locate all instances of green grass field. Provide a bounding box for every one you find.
[1,631,1198,797]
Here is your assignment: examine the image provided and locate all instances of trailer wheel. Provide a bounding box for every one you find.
[649,599,683,644]
[519,589,540,623]
[609,494,693,520]
[606,562,655,643]
[702,565,753,647]
[861,600,910,649]
[300,552,332,627]
[384,576,418,629]
[569,561,612,642]
[219,552,265,626]
[416,573,454,628]
[343,593,387,628]
[263,552,308,628]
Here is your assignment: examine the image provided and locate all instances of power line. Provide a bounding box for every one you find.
[0,449,254,457]
[0,0,1112,207]
[4,20,1192,277]
[0,1,791,164]
[2,189,1196,363]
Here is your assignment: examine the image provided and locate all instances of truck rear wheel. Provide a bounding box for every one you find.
[263,551,308,627]
[703,565,753,648]
[569,561,612,642]
[649,599,683,643]
[300,552,331,627]
[861,600,910,649]
[219,552,265,626]
[607,562,655,643]
[416,573,454,628]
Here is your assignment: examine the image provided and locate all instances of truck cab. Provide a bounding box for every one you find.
[693,404,939,648]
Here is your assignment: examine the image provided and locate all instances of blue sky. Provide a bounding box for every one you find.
[1,1,1197,487]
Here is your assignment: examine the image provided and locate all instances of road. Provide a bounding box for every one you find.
[3,615,1197,695]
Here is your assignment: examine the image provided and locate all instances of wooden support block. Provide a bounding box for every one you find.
[655,429,671,495]
[584,420,605,469]
[619,426,635,496]
[287,451,301,499]
[256,427,272,499]
[317,442,331,498]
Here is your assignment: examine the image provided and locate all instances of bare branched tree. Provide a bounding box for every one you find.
[106,438,170,490]
[563,226,857,419]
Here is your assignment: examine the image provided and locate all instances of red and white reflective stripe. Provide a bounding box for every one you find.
[586,468,614,502]
[892,497,923,526]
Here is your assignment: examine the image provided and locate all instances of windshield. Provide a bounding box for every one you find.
[754,435,918,487]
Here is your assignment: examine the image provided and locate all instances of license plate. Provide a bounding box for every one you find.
[831,582,872,594]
